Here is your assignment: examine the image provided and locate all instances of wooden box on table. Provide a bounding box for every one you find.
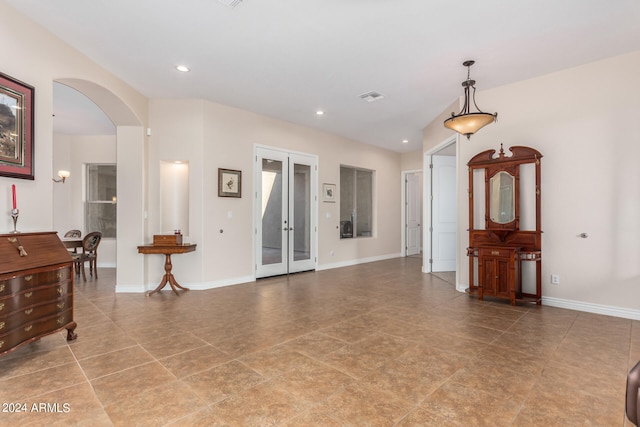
[153,234,183,246]
[0,232,77,357]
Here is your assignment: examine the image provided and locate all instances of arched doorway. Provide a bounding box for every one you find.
[52,78,146,292]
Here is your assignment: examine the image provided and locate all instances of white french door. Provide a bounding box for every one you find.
[255,147,317,278]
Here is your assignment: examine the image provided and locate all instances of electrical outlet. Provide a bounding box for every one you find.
[551,274,560,285]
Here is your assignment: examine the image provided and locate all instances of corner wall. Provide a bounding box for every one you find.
[426,51,640,317]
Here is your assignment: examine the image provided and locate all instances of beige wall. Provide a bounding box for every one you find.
[400,150,423,171]
[0,2,147,288]
[426,51,640,315]
[147,99,402,288]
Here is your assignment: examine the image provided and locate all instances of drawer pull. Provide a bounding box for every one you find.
[57,317,65,325]
[57,287,64,295]
[0,284,4,292]
[24,325,33,332]
[0,303,4,312]
[0,321,4,330]
[57,302,65,310]
[491,251,500,255]
[24,292,33,298]
[24,308,33,315]
[57,272,63,280]
[25,275,33,281]
[0,340,4,349]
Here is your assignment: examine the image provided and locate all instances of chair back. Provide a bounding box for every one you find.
[83,231,102,253]
[64,229,82,238]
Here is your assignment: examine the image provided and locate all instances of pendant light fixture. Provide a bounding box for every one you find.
[443,60,497,139]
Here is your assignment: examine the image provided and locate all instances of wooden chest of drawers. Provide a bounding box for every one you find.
[0,232,77,357]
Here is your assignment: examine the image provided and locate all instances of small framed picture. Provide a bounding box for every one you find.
[218,168,242,198]
[322,183,336,202]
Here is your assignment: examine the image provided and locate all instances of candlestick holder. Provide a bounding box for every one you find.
[10,208,19,234]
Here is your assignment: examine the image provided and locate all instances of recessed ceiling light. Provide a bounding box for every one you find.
[316,110,324,116]
[176,65,190,72]
[402,139,409,144]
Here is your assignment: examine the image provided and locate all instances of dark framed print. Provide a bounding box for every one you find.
[0,72,34,180]
[218,168,242,198]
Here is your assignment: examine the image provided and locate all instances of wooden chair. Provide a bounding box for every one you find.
[72,231,102,281]
[64,229,82,238]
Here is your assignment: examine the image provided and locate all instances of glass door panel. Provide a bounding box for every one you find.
[261,158,283,266]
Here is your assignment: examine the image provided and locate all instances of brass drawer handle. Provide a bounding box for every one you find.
[24,325,33,332]
[57,317,65,325]
[0,321,4,330]
[57,302,65,310]
[0,284,4,292]
[24,308,33,315]
[491,251,500,255]
[57,272,63,280]
[57,287,64,295]
[0,340,4,349]
[24,292,33,298]
[25,275,33,281]
[0,303,4,312]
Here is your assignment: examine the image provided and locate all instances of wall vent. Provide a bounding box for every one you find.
[359,91,385,102]
[217,0,243,8]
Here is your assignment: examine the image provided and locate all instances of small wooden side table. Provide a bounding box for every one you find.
[137,243,196,296]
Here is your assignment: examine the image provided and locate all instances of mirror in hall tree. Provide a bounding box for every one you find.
[489,171,515,224]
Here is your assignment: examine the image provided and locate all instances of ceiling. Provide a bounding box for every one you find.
[8,0,640,153]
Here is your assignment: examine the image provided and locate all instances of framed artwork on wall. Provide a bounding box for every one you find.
[323,183,336,202]
[0,72,34,180]
[218,168,242,198]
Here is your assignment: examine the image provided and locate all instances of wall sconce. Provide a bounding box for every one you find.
[52,170,70,183]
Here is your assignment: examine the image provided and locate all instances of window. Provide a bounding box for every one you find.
[340,166,373,238]
[86,164,116,238]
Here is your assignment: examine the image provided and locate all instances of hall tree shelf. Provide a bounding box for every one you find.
[466,145,543,305]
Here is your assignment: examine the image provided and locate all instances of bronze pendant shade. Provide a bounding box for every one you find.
[444,60,497,139]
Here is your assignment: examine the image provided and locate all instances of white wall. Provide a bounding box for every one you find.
[0,3,148,289]
[146,99,402,289]
[425,51,640,316]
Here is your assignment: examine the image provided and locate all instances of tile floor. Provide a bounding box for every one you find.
[0,257,637,426]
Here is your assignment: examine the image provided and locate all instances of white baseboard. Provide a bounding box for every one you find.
[453,287,640,320]
[542,296,640,321]
[316,253,402,271]
[115,275,256,294]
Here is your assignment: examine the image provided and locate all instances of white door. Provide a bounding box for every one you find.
[431,155,456,271]
[256,147,317,278]
[405,172,422,256]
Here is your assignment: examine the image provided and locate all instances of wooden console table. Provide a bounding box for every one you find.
[137,243,196,296]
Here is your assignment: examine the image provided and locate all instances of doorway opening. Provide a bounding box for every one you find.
[424,136,458,280]
[255,146,318,278]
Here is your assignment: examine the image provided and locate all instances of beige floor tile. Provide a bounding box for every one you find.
[90,361,176,406]
[160,344,231,378]
[211,381,307,426]
[103,380,206,426]
[77,344,155,380]
[0,261,631,426]
[181,360,264,404]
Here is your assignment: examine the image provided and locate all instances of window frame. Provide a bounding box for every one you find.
[340,165,374,239]
[85,163,117,238]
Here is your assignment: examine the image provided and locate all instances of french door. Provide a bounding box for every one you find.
[255,147,317,278]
